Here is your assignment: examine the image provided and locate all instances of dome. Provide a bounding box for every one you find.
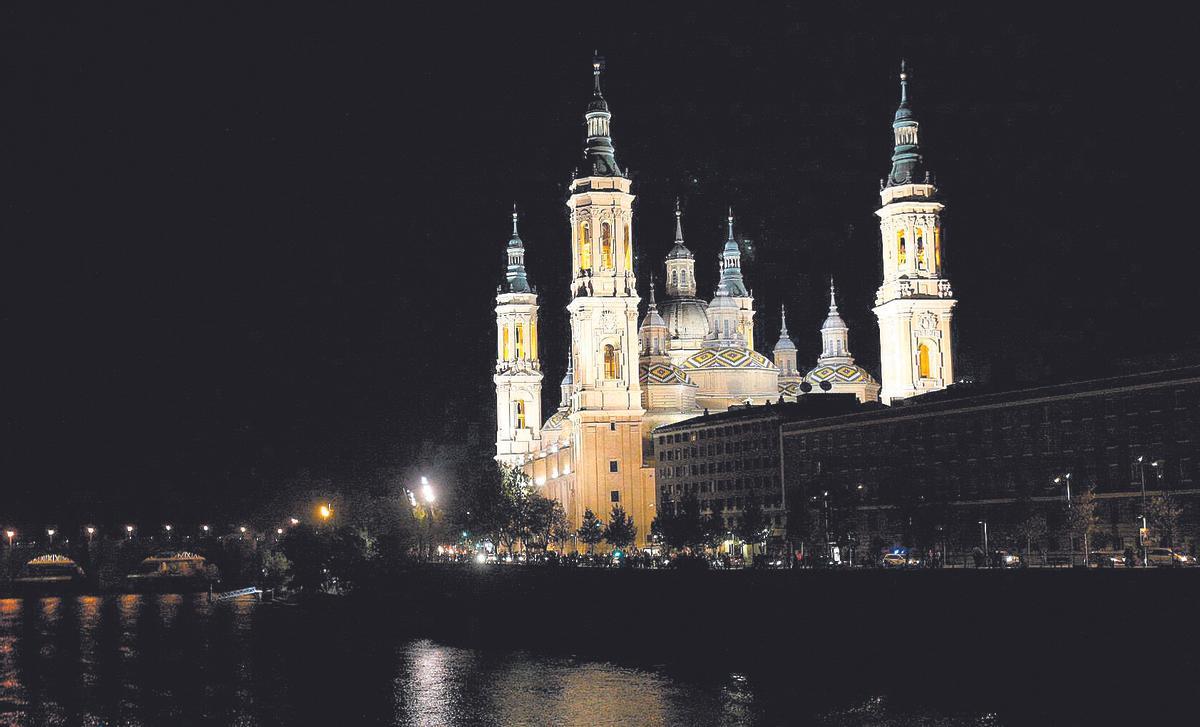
[779,381,801,397]
[659,298,709,341]
[682,347,777,372]
[804,363,878,386]
[640,361,697,387]
[542,410,569,432]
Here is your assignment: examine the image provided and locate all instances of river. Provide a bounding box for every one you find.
[0,593,1024,726]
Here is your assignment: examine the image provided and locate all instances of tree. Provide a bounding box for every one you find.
[603,505,637,551]
[279,525,329,594]
[521,493,560,551]
[700,507,726,556]
[547,501,572,552]
[1146,493,1184,548]
[1067,488,1100,564]
[577,508,605,554]
[1013,512,1048,561]
[735,495,769,555]
[260,547,291,590]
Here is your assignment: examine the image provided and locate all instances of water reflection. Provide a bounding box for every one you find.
[0,594,994,726]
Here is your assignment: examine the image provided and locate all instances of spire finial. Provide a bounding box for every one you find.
[727,207,735,239]
[511,203,519,235]
[648,273,657,307]
[592,52,604,97]
[829,277,838,310]
[779,303,789,335]
[899,59,909,106]
[674,198,684,241]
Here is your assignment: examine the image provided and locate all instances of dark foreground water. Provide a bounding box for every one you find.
[0,593,1017,726]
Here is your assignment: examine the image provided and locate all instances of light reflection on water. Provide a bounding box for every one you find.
[0,594,992,726]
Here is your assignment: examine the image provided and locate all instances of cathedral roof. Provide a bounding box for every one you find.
[779,381,802,397]
[666,200,694,260]
[640,361,697,387]
[804,362,878,386]
[773,304,796,352]
[682,346,777,372]
[660,297,709,340]
[886,60,929,188]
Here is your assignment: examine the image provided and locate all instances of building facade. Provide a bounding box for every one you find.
[779,366,1200,561]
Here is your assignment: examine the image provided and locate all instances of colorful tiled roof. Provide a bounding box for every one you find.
[682,347,777,371]
[640,361,697,386]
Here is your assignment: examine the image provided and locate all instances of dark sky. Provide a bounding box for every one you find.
[3,3,1196,526]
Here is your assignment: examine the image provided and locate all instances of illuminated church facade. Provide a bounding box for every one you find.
[494,59,954,546]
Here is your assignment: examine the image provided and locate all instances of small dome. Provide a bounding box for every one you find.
[542,410,569,432]
[666,242,694,260]
[682,347,777,371]
[640,361,697,387]
[804,363,878,385]
[660,298,709,340]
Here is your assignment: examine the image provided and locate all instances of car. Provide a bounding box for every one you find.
[881,552,920,568]
[1088,550,1126,568]
[995,550,1022,568]
[1146,547,1196,567]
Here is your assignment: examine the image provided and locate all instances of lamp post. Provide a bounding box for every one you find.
[126,525,134,539]
[47,529,56,548]
[1136,456,1148,568]
[1055,473,1073,565]
[201,524,210,536]
[5,530,13,548]
[86,526,95,544]
[421,477,437,561]
[978,520,988,565]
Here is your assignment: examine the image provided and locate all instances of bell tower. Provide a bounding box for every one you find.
[494,206,543,465]
[873,62,957,404]
[564,55,651,544]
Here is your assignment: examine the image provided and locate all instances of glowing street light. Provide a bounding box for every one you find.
[276,528,284,536]
[164,524,173,534]
[239,526,248,535]
[289,517,299,526]
[47,529,56,546]
[201,524,210,534]
[319,504,333,521]
[421,481,436,505]
[6,530,14,547]
[86,526,96,543]
[126,525,135,539]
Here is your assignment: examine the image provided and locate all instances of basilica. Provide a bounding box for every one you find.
[493,59,957,546]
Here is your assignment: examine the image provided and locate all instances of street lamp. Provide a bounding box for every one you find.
[239,526,247,537]
[978,520,988,563]
[164,524,173,537]
[319,504,333,522]
[86,526,95,543]
[289,517,299,526]
[1054,473,1073,565]
[420,478,437,560]
[126,525,135,539]
[201,524,210,535]
[47,528,56,547]
[5,530,13,547]
[1136,456,1150,568]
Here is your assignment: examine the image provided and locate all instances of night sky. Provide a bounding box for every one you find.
[3,4,1196,526]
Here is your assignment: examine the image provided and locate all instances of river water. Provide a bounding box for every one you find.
[0,594,1009,726]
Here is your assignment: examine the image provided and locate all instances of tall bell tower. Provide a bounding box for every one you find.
[564,56,651,540]
[873,62,957,404]
[494,206,543,466]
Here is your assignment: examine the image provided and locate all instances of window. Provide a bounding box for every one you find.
[578,222,592,270]
[502,326,510,360]
[604,344,619,379]
[623,224,632,269]
[934,226,942,269]
[515,324,525,359]
[610,421,617,432]
[916,228,926,269]
[918,342,932,378]
[671,270,678,287]
[897,229,907,266]
[515,401,526,429]
[610,490,620,502]
[601,222,613,269]
[609,460,619,473]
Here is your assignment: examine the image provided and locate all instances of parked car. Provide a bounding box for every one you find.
[995,550,1022,568]
[1146,547,1196,567]
[881,552,920,568]
[1089,550,1126,568]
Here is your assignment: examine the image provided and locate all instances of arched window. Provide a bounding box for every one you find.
[934,227,942,269]
[671,270,678,287]
[579,223,592,270]
[601,222,613,269]
[623,224,632,269]
[515,324,525,359]
[916,228,926,269]
[918,342,932,379]
[502,326,510,360]
[603,344,618,379]
[530,320,537,359]
[897,229,907,266]
[515,401,526,429]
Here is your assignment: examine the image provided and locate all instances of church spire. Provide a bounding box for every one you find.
[719,207,749,297]
[818,278,851,362]
[504,204,531,293]
[886,60,927,187]
[582,53,621,177]
[774,303,796,352]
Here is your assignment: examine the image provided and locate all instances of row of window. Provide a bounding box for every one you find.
[576,221,632,272]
